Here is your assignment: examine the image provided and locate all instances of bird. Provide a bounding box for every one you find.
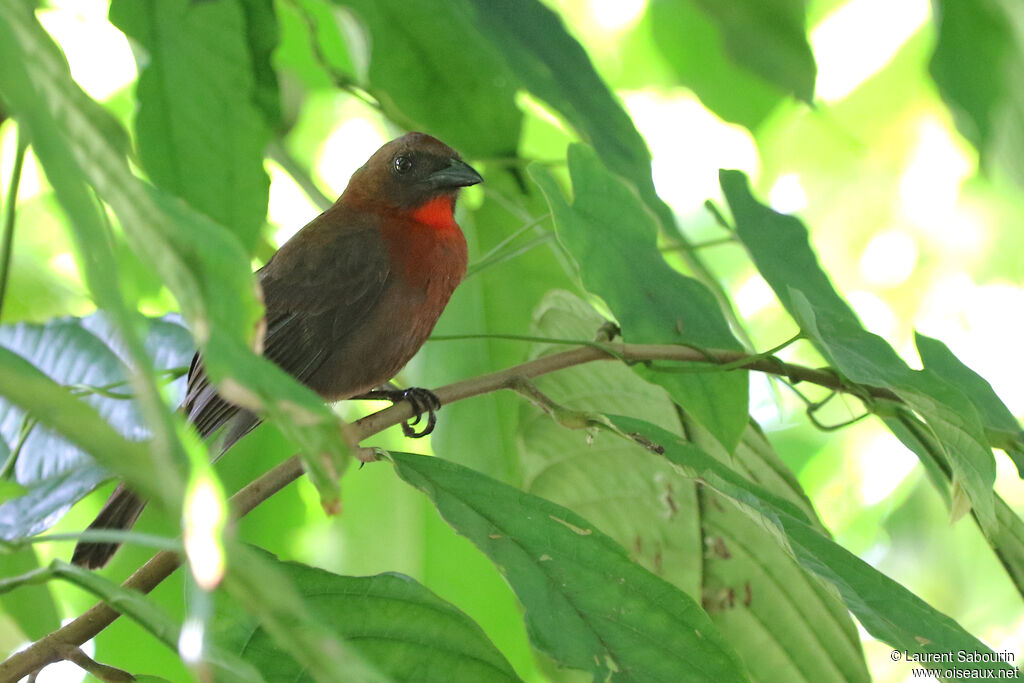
[72,132,482,568]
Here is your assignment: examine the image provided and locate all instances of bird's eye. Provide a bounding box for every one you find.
[394,155,413,174]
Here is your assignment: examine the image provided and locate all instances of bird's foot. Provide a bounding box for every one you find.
[354,387,441,438]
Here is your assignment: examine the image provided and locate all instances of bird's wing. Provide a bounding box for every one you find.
[182,222,391,441]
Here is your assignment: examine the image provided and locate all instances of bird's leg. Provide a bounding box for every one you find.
[351,383,442,438]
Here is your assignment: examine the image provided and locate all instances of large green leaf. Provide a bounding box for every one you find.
[219,542,390,683]
[690,0,815,104]
[517,289,702,597]
[109,0,275,251]
[0,314,193,539]
[391,451,750,682]
[930,0,1024,188]
[532,145,748,452]
[610,416,1015,677]
[721,170,997,533]
[0,347,163,507]
[334,0,521,158]
[646,0,785,130]
[517,291,869,682]
[681,418,870,682]
[214,548,519,682]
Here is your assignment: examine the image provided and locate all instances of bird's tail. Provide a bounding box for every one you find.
[71,483,147,569]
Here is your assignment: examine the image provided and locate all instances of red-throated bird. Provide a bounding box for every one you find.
[72,132,482,568]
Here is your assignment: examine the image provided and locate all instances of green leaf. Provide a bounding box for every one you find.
[610,416,1015,677]
[518,290,702,596]
[0,547,61,641]
[883,413,1024,598]
[214,548,519,682]
[0,347,163,511]
[646,0,784,130]
[930,0,1024,188]
[391,451,750,682]
[915,332,1024,470]
[721,170,997,533]
[690,0,816,104]
[109,0,275,251]
[220,542,389,683]
[691,422,869,683]
[238,0,283,128]
[532,146,748,452]
[517,291,870,681]
[334,0,521,158]
[0,314,193,539]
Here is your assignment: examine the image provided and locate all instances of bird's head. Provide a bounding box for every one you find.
[343,132,483,226]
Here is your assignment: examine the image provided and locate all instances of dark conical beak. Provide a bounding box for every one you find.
[427,158,483,190]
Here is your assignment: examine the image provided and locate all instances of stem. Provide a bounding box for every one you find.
[58,646,134,683]
[0,341,903,679]
[0,132,28,322]
[282,0,381,112]
[465,212,552,278]
[659,235,736,252]
[0,414,36,480]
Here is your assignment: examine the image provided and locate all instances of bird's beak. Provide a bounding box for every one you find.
[427,158,484,190]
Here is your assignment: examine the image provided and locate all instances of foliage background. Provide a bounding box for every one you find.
[0,0,1022,681]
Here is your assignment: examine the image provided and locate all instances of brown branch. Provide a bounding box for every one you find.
[0,342,898,679]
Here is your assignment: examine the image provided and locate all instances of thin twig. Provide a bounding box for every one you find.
[659,235,736,252]
[283,0,381,111]
[57,644,134,682]
[0,131,28,322]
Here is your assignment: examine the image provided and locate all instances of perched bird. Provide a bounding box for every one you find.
[72,132,482,568]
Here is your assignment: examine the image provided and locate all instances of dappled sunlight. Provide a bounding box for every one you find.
[848,290,897,340]
[918,276,1024,417]
[855,429,919,506]
[38,2,136,102]
[734,272,777,318]
[768,173,808,214]
[586,0,646,34]
[859,229,918,288]
[315,116,389,197]
[625,90,759,214]
[268,161,322,246]
[900,117,977,239]
[812,0,930,102]
[0,126,43,203]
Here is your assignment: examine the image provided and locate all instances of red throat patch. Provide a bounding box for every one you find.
[411,196,456,230]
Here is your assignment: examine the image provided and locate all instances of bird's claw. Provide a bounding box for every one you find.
[353,386,441,438]
[398,387,441,438]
